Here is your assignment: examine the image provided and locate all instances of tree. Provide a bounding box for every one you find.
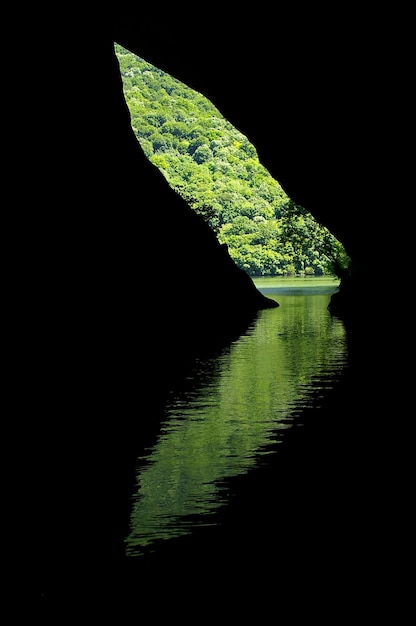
[115,44,349,278]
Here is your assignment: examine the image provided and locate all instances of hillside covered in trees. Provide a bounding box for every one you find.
[116,44,349,278]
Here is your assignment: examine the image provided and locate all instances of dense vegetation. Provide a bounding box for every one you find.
[116,45,350,278]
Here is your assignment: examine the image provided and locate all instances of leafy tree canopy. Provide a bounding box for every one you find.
[116,44,350,278]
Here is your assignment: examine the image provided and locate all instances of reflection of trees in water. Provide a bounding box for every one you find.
[125,292,347,556]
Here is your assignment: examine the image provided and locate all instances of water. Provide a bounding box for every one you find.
[35,275,411,615]
[125,277,347,556]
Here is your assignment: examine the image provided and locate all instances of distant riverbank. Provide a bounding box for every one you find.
[252,275,340,295]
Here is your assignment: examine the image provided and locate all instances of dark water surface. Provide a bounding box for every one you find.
[35,278,411,618]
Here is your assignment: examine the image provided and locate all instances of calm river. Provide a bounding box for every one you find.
[125,276,346,557]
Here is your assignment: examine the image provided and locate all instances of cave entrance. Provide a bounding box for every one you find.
[115,43,349,284]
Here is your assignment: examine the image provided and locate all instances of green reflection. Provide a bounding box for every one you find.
[125,285,347,555]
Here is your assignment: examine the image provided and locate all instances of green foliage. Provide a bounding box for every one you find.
[115,44,350,278]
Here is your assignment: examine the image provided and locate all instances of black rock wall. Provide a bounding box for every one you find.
[8,6,412,611]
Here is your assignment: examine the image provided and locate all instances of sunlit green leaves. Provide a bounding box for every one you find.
[115,44,349,278]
